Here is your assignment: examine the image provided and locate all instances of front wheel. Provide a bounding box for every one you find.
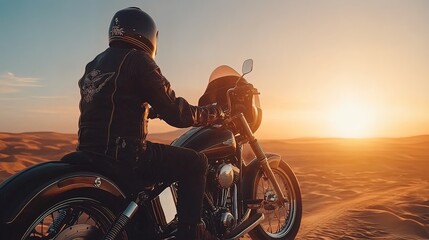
[249,158,302,240]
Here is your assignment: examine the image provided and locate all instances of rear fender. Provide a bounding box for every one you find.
[0,152,126,224]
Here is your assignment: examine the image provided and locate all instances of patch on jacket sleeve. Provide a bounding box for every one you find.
[81,69,115,103]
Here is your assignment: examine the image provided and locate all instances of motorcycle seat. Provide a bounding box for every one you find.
[61,151,156,194]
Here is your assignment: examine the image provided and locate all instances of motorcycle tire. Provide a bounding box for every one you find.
[3,188,128,240]
[248,158,302,240]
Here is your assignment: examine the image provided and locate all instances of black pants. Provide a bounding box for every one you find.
[135,141,208,231]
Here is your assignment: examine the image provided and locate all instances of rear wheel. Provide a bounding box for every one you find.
[249,159,302,240]
[10,191,127,240]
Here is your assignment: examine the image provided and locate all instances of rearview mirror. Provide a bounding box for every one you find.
[242,59,253,75]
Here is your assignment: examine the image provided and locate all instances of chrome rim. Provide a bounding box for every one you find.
[255,167,297,238]
[22,197,117,240]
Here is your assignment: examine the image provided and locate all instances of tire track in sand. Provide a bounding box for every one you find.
[296,183,426,239]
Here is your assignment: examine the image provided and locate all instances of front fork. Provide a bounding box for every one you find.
[236,113,286,204]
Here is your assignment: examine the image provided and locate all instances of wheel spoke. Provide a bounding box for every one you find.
[253,164,300,238]
[20,198,116,239]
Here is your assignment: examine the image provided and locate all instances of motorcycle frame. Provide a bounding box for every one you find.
[131,111,284,238]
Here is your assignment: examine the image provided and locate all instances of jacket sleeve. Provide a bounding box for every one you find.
[134,53,223,128]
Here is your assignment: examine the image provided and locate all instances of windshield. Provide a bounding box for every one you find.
[199,65,241,107]
[202,64,262,133]
[208,65,241,83]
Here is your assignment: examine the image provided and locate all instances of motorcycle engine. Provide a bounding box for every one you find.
[216,163,239,188]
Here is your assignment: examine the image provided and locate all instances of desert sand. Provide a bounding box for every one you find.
[1,132,428,239]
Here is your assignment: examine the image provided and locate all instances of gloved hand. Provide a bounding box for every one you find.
[207,104,225,124]
[148,107,159,119]
[197,104,225,126]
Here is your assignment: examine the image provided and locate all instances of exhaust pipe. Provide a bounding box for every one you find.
[223,212,264,240]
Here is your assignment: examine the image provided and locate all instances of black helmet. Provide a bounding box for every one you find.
[109,7,158,58]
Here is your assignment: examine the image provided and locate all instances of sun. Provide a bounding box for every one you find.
[327,99,375,138]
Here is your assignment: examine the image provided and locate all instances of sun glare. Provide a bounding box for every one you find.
[328,99,375,138]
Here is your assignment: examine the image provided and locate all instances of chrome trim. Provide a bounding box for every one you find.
[224,213,265,240]
[221,212,234,228]
[241,209,251,223]
[220,188,228,207]
[232,184,238,226]
[222,138,235,146]
[94,177,101,187]
[217,164,235,188]
[123,201,139,218]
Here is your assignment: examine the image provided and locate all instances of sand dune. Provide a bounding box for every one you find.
[0,132,77,181]
[259,137,429,240]
[0,132,428,239]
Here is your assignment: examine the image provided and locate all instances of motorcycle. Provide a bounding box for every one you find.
[0,59,302,240]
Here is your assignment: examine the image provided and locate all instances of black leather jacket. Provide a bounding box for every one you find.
[77,44,222,156]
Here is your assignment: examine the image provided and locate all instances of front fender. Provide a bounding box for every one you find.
[242,153,282,201]
[0,155,126,224]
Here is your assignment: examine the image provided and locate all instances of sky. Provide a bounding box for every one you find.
[0,0,428,139]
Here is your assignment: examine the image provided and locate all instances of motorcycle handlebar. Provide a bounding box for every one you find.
[226,83,255,115]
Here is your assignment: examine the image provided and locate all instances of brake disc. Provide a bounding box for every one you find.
[55,224,101,240]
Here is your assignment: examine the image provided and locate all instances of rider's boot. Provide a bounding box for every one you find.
[177,223,219,240]
[195,223,219,240]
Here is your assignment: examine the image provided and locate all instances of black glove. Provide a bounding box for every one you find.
[196,104,225,126]
[148,107,159,119]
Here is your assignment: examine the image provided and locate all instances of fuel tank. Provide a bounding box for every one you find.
[171,127,236,159]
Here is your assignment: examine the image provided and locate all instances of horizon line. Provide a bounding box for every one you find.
[1,131,428,141]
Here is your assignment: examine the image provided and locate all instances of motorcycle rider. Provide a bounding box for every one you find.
[77,7,223,240]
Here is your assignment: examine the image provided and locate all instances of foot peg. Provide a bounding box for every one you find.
[244,199,263,209]
[223,212,264,240]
